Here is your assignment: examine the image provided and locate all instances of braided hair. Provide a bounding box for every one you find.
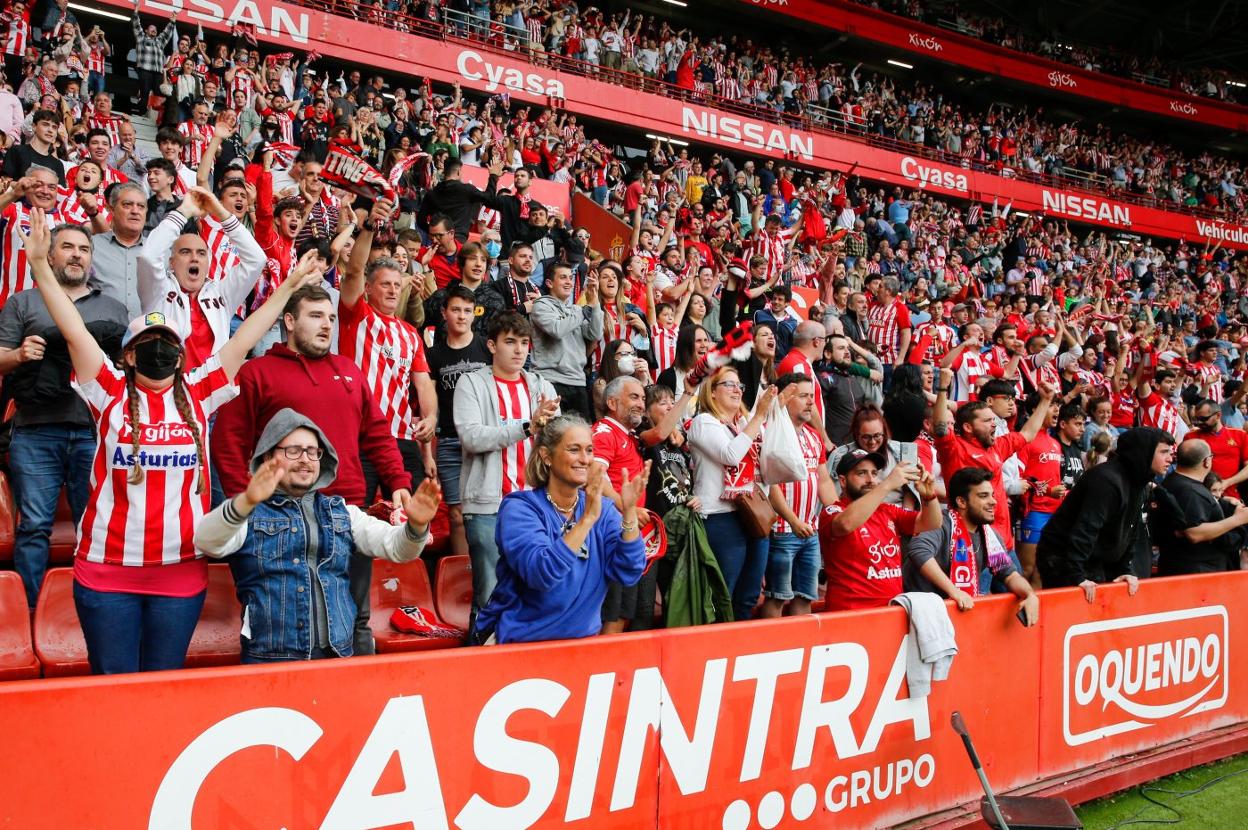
[122,355,208,495]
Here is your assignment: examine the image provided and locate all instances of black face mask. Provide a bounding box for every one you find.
[133,339,181,380]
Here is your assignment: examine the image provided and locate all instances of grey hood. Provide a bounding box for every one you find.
[250,408,339,492]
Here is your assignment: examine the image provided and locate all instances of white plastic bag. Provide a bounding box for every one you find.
[759,397,807,485]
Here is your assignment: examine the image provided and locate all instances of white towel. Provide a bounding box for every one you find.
[891,592,958,698]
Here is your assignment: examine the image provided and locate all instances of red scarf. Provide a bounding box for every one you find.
[948,512,1010,597]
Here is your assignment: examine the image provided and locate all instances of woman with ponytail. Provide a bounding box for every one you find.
[22,209,326,674]
[473,415,651,645]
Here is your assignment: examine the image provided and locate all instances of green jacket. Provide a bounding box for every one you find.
[663,506,733,628]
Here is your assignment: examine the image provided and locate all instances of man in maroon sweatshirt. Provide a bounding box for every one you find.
[212,283,412,655]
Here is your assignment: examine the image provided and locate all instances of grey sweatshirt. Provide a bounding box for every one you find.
[529,296,603,385]
[453,367,559,514]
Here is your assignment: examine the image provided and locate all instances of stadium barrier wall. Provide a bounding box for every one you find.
[0,572,1241,828]
[114,0,1248,251]
[734,0,1248,133]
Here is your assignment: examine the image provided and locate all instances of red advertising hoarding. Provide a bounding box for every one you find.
[736,0,1248,133]
[0,574,1243,827]
[113,0,1248,250]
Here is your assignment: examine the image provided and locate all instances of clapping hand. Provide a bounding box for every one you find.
[582,463,605,526]
[618,460,652,514]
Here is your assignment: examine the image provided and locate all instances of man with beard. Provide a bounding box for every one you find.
[932,367,1056,591]
[816,333,882,445]
[212,282,414,655]
[484,241,541,323]
[904,467,1040,625]
[820,450,941,611]
[0,223,128,605]
[594,376,650,633]
[197,410,442,662]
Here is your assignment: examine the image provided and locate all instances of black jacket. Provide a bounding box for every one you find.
[1037,427,1170,586]
[416,178,489,240]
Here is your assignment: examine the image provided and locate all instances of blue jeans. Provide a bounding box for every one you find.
[766,532,820,601]
[9,425,95,607]
[242,647,335,664]
[703,512,769,621]
[979,549,1024,596]
[436,437,464,505]
[463,513,500,622]
[72,582,206,674]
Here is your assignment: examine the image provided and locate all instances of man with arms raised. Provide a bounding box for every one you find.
[137,186,265,369]
[212,280,414,656]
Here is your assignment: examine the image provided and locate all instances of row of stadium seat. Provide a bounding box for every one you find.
[0,553,475,679]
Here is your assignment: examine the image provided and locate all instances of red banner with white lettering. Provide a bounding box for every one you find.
[0,574,1244,828]
[115,1,1248,250]
[737,0,1248,133]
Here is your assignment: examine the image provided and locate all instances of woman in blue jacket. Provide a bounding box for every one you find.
[475,415,650,644]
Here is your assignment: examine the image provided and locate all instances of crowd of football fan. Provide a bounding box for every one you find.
[0,1,1245,672]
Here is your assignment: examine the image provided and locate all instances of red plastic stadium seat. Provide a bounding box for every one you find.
[48,492,77,564]
[36,565,242,676]
[183,565,243,668]
[33,568,87,677]
[434,555,472,632]
[0,572,39,680]
[0,471,15,562]
[369,559,461,653]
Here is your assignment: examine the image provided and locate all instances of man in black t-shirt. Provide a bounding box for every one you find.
[425,285,491,560]
[1154,440,1248,575]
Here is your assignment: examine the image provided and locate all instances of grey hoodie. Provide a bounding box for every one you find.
[250,407,339,493]
[530,295,603,385]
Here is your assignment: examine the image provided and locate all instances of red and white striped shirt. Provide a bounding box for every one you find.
[777,348,825,431]
[747,226,792,285]
[56,187,111,226]
[495,375,533,496]
[866,297,912,365]
[0,203,64,308]
[773,422,825,534]
[85,113,126,147]
[2,13,28,58]
[1142,391,1184,439]
[950,347,989,402]
[229,69,256,109]
[177,120,214,168]
[1194,361,1223,403]
[86,44,107,75]
[72,356,237,566]
[651,324,677,377]
[913,321,956,363]
[591,306,631,372]
[338,297,430,442]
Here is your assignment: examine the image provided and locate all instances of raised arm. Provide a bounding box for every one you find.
[217,250,324,379]
[339,198,393,310]
[21,209,103,382]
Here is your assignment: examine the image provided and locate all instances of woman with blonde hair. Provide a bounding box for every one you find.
[474,415,650,644]
[687,366,787,620]
[23,210,324,674]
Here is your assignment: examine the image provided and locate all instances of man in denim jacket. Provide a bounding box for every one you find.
[195,408,442,662]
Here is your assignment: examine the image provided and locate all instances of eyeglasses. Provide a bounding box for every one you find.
[858,433,885,442]
[276,446,324,460]
[715,381,745,391]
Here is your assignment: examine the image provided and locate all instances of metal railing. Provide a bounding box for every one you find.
[295,0,1241,225]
